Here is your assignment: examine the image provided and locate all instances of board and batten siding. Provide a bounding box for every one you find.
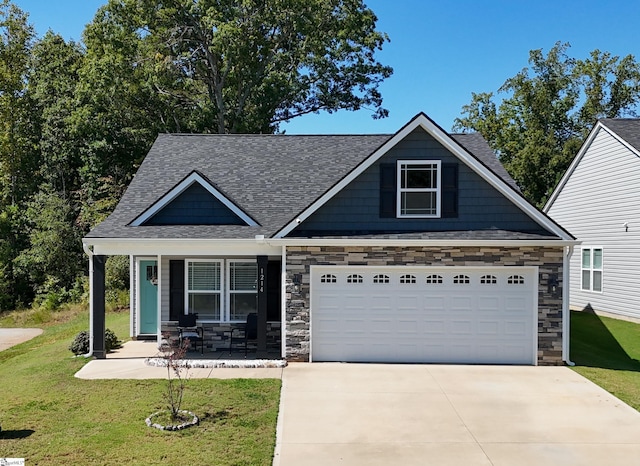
[292,129,551,235]
[547,127,640,319]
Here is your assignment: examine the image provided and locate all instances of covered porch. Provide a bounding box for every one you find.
[84,238,285,360]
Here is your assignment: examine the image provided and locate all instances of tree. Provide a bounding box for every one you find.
[28,32,85,198]
[454,42,640,206]
[96,0,393,134]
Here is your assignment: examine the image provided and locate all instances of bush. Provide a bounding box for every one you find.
[69,329,121,355]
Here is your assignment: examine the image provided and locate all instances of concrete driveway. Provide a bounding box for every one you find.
[274,363,640,466]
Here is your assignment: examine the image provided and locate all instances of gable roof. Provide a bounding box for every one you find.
[275,113,568,239]
[545,118,640,211]
[86,112,571,242]
[130,171,259,227]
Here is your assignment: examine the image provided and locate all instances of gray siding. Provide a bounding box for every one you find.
[547,127,640,319]
[144,183,245,225]
[294,129,550,235]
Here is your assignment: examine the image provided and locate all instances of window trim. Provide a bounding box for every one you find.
[396,160,441,218]
[227,259,258,323]
[185,258,223,322]
[581,247,603,293]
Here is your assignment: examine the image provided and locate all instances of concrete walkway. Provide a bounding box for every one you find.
[0,328,43,351]
[273,363,640,466]
[74,340,284,380]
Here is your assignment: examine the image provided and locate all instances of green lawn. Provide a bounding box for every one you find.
[571,309,640,411]
[0,308,280,465]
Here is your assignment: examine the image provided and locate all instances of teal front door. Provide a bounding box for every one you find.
[139,260,158,335]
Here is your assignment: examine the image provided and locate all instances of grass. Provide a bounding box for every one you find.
[0,306,281,465]
[570,309,640,411]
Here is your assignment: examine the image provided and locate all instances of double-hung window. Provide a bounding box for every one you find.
[397,160,441,217]
[186,260,222,320]
[581,248,603,292]
[228,261,258,322]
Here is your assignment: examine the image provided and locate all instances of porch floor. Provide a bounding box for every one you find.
[75,340,285,380]
[107,339,283,361]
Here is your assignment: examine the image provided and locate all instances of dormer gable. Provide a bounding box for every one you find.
[129,171,258,227]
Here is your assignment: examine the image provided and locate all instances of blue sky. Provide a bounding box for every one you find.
[13,0,640,134]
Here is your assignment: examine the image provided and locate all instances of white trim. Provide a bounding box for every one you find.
[184,258,224,321]
[545,121,640,211]
[226,259,258,323]
[281,245,287,359]
[274,113,572,240]
[156,255,162,347]
[84,237,579,257]
[396,160,441,218]
[129,171,258,227]
[129,255,134,338]
[580,246,604,293]
[135,256,158,336]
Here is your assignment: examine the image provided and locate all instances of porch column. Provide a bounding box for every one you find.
[91,254,107,359]
[257,255,268,355]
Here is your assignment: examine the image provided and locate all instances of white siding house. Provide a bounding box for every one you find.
[545,119,640,320]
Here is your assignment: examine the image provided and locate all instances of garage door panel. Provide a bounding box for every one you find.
[312,266,536,364]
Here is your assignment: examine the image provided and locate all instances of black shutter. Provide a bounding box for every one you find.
[169,260,185,321]
[267,261,281,322]
[441,163,458,218]
[379,163,396,218]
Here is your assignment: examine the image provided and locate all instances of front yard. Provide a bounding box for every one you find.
[2,306,640,464]
[0,309,280,465]
[571,309,640,410]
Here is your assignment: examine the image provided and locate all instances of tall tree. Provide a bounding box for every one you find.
[454,42,640,206]
[29,32,85,198]
[98,0,393,134]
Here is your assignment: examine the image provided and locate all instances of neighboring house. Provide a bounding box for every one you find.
[83,113,576,365]
[545,119,640,321]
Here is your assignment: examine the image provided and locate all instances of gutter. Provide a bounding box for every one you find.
[82,243,94,358]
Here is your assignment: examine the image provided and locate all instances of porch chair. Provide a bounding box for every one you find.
[230,313,258,356]
[178,313,204,355]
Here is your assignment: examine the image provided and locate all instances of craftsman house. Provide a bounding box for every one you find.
[83,113,576,365]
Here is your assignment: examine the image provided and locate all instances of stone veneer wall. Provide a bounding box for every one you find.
[285,246,564,365]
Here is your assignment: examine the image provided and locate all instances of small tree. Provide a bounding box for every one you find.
[164,336,189,421]
[146,334,199,430]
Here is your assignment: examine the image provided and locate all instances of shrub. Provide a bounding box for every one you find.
[69,329,121,355]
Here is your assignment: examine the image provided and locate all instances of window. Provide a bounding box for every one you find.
[373,274,390,284]
[582,248,603,292]
[508,275,525,285]
[321,274,337,283]
[480,275,497,284]
[397,160,441,217]
[347,274,363,284]
[426,274,443,284]
[400,274,416,284]
[453,274,470,284]
[186,260,221,320]
[228,261,257,322]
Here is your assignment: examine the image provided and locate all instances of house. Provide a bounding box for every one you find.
[545,119,640,321]
[83,112,576,365]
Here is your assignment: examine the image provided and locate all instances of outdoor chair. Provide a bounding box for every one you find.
[178,313,204,355]
[230,313,258,356]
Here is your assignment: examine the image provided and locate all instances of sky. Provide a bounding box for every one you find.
[12,0,640,134]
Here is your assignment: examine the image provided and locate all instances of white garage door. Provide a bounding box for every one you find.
[311,266,537,365]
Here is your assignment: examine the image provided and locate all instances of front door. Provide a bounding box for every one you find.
[139,260,158,335]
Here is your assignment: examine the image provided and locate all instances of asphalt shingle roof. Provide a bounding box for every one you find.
[600,118,640,153]
[87,131,518,240]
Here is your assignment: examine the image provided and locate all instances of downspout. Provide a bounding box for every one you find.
[563,245,575,366]
[82,243,94,358]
